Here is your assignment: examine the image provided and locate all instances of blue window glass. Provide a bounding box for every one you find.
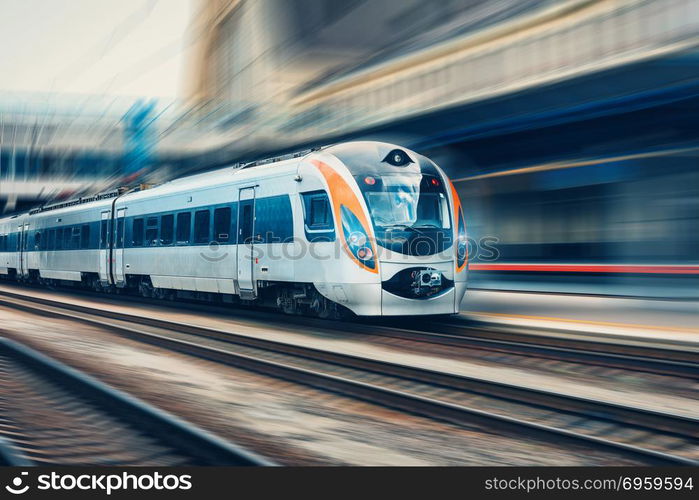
[194,210,210,244]
[132,218,144,247]
[145,217,158,246]
[301,191,334,242]
[255,195,294,243]
[176,212,191,244]
[161,214,174,245]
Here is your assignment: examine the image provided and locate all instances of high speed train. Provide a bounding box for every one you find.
[0,142,467,317]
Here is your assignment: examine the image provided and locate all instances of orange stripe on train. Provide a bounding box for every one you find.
[450,180,467,273]
[310,159,379,274]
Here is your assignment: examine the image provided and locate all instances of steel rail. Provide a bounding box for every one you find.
[0,290,695,465]
[0,336,273,466]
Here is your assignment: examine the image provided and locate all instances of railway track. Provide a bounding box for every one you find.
[392,317,699,379]
[5,282,695,379]
[0,289,696,465]
[0,336,271,466]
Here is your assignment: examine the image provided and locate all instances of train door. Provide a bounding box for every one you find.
[236,187,256,297]
[17,222,28,277]
[114,208,126,286]
[99,210,111,284]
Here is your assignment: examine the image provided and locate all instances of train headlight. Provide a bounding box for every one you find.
[348,231,367,246]
[382,149,413,167]
[357,247,373,260]
[340,205,376,270]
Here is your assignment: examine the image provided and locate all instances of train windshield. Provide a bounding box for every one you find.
[357,173,453,256]
[360,174,451,230]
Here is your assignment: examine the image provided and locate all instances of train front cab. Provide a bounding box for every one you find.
[307,142,467,317]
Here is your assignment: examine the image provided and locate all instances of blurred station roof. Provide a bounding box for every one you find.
[2,0,698,213]
[182,0,699,169]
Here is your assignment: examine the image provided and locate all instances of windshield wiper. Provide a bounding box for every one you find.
[382,224,425,234]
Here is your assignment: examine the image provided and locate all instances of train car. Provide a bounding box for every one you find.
[0,212,26,279]
[0,141,468,317]
[23,193,116,287]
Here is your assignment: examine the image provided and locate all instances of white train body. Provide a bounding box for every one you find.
[0,142,468,317]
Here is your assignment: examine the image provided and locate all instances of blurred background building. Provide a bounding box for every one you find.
[181,0,699,296]
[1,0,697,295]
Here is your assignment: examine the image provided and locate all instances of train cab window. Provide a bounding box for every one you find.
[194,210,210,244]
[311,199,329,226]
[81,225,90,249]
[214,207,231,243]
[301,191,335,241]
[35,232,42,250]
[176,212,191,244]
[132,218,144,247]
[145,217,158,246]
[161,214,174,245]
[303,192,332,229]
[100,220,108,247]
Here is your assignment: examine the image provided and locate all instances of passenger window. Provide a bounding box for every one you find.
[194,210,210,244]
[35,232,42,250]
[161,214,174,245]
[213,207,231,243]
[48,229,55,250]
[255,196,294,243]
[176,212,191,244]
[71,227,81,249]
[81,225,90,249]
[132,218,144,247]
[63,227,71,249]
[56,228,63,250]
[145,217,158,246]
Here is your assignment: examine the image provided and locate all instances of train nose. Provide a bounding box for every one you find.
[382,266,452,299]
[417,269,442,288]
[378,262,459,316]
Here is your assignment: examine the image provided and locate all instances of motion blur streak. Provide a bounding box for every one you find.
[0,0,697,300]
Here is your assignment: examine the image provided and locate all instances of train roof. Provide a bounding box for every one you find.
[121,156,302,203]
[0,141,418,224]
[0,212,25,226]
[0,151,310,223]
